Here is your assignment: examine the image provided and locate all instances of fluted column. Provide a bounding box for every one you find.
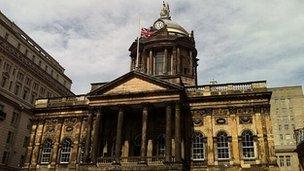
[140,106,148,163]
[165,105,172,163]
[92,109,102,163]
[175,103,182,162]
[114,108,124,164]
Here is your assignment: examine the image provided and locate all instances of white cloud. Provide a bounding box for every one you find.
[0,0,303,93]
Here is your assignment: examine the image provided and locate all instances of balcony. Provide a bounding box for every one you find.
[186,81,267,97]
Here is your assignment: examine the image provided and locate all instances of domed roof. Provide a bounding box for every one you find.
[154,2,189,37]
[160,18,189,36]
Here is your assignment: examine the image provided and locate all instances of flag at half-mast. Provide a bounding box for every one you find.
[141,28,156,38]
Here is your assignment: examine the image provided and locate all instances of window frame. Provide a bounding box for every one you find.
[59,138,72,164]
[241,130,256,160]
[191,132,205,161]
[41,139,52,164]
[216,132,230,160]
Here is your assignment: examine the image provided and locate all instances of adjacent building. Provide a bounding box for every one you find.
[24,3,278,171]
[295,127,304,171]
[269,86,304,170]
[0,10,73,170]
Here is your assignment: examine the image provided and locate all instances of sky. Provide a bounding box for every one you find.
[0,0,303,94]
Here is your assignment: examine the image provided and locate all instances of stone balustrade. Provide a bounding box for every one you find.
[35,95,88,108]
[186,81,267,96]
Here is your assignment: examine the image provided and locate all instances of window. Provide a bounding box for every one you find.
[6,131,14,144]
[292,124,295,130]
[284,124,289,130]
[216,132,230,160]
[192,132,205,161]
[25,49,28,56]
[4,33,9,40]
[17,43,21,50]
[157,134,165,156]
[155,51,164,75]
[280,134,284,140]
[0,104,5,120]
[60,138,72,164]
[286,156,291,166]
[17,72,24,82]
[30,93,36,104]
[4,62,12,73]
[285,134,291,140]
[278,156,284,166]
[1,151,10,164]
[19,155,25,167]
[11,112,19,126]
[1,76,7,88]
[278,125,281,131]
[22,89,29,100]
[41,139,52,164]
[32,55,35,62]
[40,87,45,96]
[33,82,38,91]
[14,84,21,96]
[241,130,255,159]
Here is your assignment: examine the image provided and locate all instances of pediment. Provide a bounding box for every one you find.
[104,77,166,95]
[89,71,182,96]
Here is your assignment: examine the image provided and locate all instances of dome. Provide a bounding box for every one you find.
[160,18,189,36]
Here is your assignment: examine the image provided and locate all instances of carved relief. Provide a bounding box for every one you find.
[239,116,253,124]
[215,117,227,125]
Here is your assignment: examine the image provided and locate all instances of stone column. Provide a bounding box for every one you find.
[92,109,102,163]
[149,50,153,75]
[51,119,63,166]
[24,121,38,168]
[165,105,172,163]
[114,108,124,164]
[177,47,181,73]
[140,106,148,163]
[172,47,177,74]
[164,49,168,74]
[175,103,182,162]
[84,114,93,162]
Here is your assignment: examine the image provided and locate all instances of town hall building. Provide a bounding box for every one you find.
[24,3,278,171]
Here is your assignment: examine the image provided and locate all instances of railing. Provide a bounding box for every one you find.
[97,156,166,166]
[35,96,88,108]
[186,81,267,96]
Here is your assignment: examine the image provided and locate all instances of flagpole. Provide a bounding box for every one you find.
[135,15,141,71]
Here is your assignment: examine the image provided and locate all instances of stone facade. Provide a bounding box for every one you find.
[269,86,304,171]
[24,3,279,171]
[0,10,73,170]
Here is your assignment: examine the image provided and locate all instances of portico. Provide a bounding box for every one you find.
[86,71,189,169]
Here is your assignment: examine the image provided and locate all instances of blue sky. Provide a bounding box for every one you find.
[0,0,303,94]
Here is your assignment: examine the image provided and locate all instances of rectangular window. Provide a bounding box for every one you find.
[278,125,281,131]
[33,82,38,91]
[17,72,24,82]
[284,124,289,130]
[286,156,291,166]
[14,84,21,96]
[11,112,19,126]
[17,43,21,50]
[1,76,7,88]
[0,104,6,120]
[1,151,10,164]
[285,134,291,140]
[30,93,36,104]
[154,52,164,75]
[6,131,14,144]
[22,88,29,100]
[4,33,9,40]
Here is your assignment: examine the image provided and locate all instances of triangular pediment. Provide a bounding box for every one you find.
[88,71,182,96]
[104,77,166,95]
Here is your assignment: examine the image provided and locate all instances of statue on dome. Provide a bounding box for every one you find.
[160,1,171,19]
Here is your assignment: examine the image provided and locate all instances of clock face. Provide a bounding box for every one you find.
[154,20,164,30]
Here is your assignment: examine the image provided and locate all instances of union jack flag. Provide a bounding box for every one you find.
[140,28,156,38]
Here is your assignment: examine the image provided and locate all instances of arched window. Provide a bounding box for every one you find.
[191,132,205,161]
[216,132,230,160]
[41,139,52,164]
[241,130,255,159]
[60,138,72,164]
[157,134,165,156]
